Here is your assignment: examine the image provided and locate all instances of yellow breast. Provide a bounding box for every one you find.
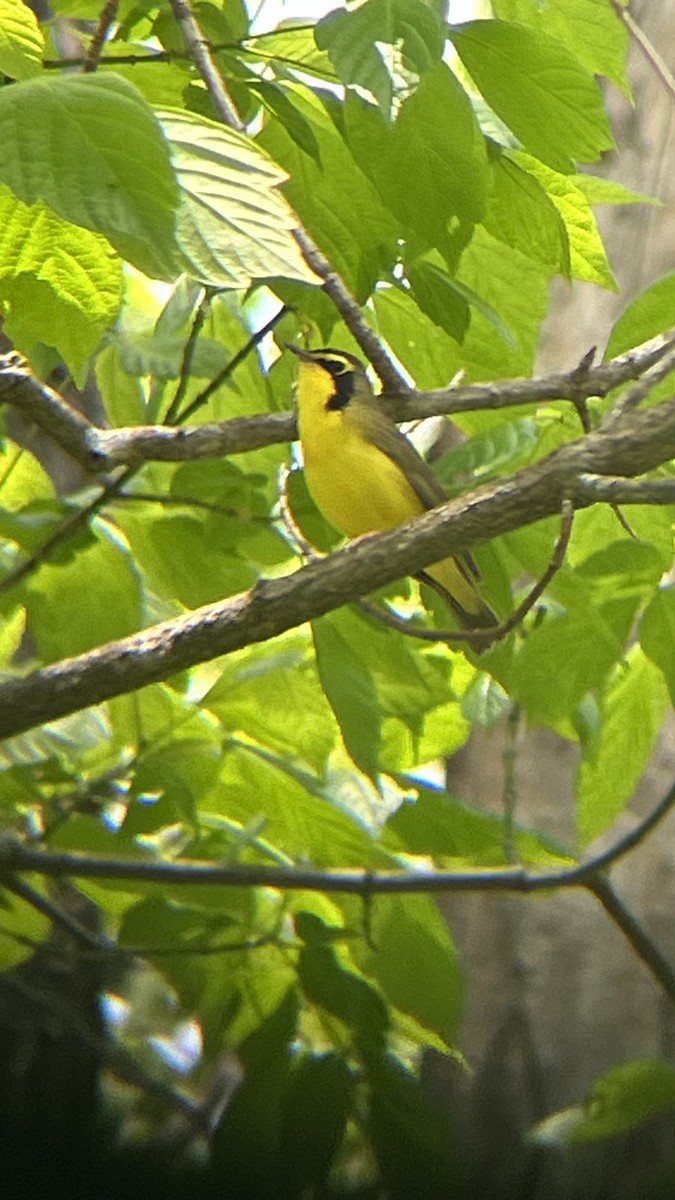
[296,362,424,539]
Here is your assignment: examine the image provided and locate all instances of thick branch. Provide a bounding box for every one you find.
[1,398,675,738]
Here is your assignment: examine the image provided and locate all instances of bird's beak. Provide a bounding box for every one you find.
[284,342,312,360]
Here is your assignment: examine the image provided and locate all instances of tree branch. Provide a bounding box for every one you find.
[83,0,119,72]
[1,397,675,737]
[586,874,675,1006]
[1,774,674,893]
[2,334,673,472]
[610,0,675,103]
[167,0,246,131]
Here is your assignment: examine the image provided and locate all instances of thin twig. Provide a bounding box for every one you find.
[167,0,245,130]
[277,463,318,559]
[602,337,675,426]
[502,705,521,864]
[610,0,675,103]
[357,499,575,649]
[575,474,675,505]
[160,0,408,391]
[126,932,279,958]
[6,874,113,952]
[176,305,287,423]
[0,772,674,894]
[581,779,675,875]
[112,491,273,521]
[0,315,284,596]
[587,874,675,1006]
[83,0,119,72]
[0,465,134,597]
[163,286,211,425]
[1,968,207,1124]
[291,229,408,392]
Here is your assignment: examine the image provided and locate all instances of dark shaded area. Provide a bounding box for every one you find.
[424,1048,675,1200]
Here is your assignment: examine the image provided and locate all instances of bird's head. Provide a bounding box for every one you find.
[287,344,373,411]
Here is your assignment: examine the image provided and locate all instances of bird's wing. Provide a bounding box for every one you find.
[361,410,448,509]
[363,408,482,584]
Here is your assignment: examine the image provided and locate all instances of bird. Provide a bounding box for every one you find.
[288,344,498,629]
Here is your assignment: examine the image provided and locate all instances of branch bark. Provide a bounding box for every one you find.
[2,333,673,472]
[1,775,674,894]
[1,396,675,738]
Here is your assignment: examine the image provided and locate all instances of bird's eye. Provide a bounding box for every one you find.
[315,355,349,379]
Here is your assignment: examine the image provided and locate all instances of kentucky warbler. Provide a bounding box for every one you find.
[289,345,497,629]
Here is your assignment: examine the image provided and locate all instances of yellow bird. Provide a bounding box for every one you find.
[289,344,497,629]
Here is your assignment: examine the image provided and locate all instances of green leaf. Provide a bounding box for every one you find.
[211,988,299,1193]
[108,679,219,754]
[0,73,179,279]
[0,604,24,667]
[248,79,320,162]
[316,7,393,113]
[313,607,459,778]
[390,62,489,226]
[312,612,382,781]
[157,108,318,287]
[512,152,616,288]
[450,20,613,173]
[257,84,399,302]
[213,742,389,869]
[532,1060,675,1147]
[405,258,469,341]
[24,526,143,660]
[112,503,257,608]
[0,886,51,970]
[406,253,517,346]
[95,343,148,426]
[492,0,630,96]
[640,589,675,706]
[574,174,656,208]
[0,443,54,511]
[296,911,390,1056]
[576,647,668,845]
[564,504,674,577]
[366,1054,459,1194]
[511,607,626,726]
[204,633,338,774]
[94,47,194,110]
[0,184,122,384]
[247,21,336,84]
[483,153,570,274]
[376,222,548,389]
[316,0,446,113]
[128,738,222,829]
[280,1053,354,1195]
[0,0,44,79]
[345,65,489,247]
[360,894,463,1046]
[434,417,541,489]
[606,271,675,359]
[384,783,571,867]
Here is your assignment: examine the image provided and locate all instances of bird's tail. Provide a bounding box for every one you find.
[419,554,498,630]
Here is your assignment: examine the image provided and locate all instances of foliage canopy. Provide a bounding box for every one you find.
[1,0,675,1193]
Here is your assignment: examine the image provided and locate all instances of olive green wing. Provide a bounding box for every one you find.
[358,408,448,509]
[361,407,483,587]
